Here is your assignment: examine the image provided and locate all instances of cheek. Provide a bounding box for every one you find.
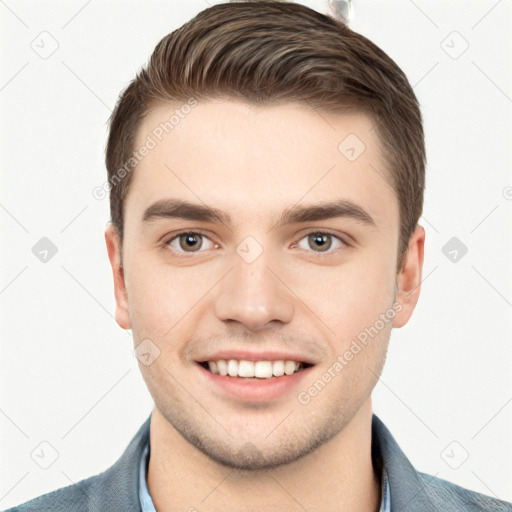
[124,256,221,340]
[289,255,396,345]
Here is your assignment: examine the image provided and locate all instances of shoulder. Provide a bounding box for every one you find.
[417,471,512,511]
[372,414,512,511]
[1,472,105,512]
[2,416,151,512]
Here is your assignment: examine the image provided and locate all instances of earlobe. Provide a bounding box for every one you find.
[392,225,425,328]
[104,224,132,330]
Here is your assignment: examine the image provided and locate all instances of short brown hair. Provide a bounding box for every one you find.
[105,0,425,270]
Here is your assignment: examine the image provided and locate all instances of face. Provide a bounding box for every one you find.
[105,99,424,470]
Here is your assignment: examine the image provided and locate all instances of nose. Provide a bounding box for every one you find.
[214,249,295,332]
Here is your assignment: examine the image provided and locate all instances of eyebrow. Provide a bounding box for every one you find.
[142,198,376,229]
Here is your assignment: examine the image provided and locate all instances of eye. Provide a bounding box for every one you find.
[163,230,347,256]
[165,231,217,255]
[294,231,347,254]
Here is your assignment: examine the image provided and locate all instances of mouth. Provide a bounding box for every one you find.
[197,359,313,379]
[195,355,315,402]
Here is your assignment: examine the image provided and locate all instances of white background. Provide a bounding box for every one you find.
[1,0,511,508]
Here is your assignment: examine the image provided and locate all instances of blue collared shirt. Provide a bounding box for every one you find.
[139,440,391,511]
[139,441,156,511]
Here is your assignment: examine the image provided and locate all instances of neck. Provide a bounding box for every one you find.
[147,399,380,512]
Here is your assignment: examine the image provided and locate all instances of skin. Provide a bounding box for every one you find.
[105,99,425,512]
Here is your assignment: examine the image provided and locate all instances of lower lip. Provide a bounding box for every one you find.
[197,363,313,402]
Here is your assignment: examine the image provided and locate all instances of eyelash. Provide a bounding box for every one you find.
[162,230,348,258]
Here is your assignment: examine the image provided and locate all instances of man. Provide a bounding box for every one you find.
[5,1,511,511]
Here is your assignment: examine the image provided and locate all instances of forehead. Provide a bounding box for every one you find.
[126,99,397,228]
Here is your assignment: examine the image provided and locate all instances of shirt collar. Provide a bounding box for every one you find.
[138,438,391,512]
[380,466,391,512]
[139,440,157,512]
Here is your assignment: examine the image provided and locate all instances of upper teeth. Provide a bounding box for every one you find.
[207,359,302,378]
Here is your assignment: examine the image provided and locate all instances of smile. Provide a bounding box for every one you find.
[199,359,311,379]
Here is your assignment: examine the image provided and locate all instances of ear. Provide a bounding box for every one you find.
[105,224,132,330]
[392,225,425,328]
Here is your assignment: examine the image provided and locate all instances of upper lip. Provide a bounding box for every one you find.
[196,350,317,366]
